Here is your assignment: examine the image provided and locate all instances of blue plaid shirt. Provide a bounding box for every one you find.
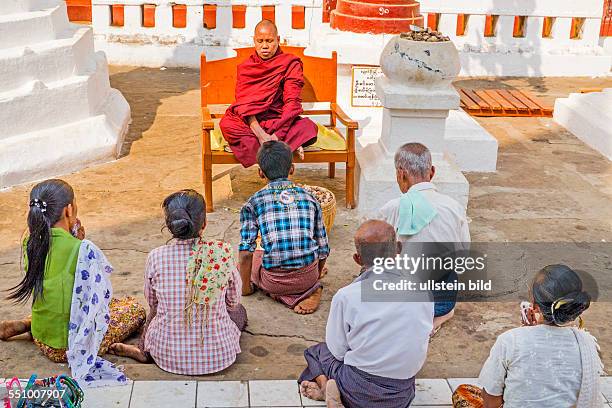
[239,179,330,270]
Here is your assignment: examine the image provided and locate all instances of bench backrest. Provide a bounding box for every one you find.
[200,46,338,107]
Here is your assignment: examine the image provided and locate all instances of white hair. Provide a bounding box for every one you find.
[394,143,432,178]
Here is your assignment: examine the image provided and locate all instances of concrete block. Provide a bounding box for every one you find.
[554,89,612,160]
[196,381,249,408]
[249,379,302,407]
[412,379,453,406]
[130,381,196,408]
[82,383,133,408]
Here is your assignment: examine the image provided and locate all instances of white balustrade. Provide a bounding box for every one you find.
[92,0,324,48]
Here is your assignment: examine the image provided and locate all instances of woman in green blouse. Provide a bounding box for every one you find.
[0,179,144,363]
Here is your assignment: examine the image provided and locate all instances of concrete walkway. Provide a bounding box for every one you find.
[3,377,612,407]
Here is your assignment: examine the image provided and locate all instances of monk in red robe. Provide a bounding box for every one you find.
[219,20,318,167]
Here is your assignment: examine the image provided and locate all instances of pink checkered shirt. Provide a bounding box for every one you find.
[143,239,242,375]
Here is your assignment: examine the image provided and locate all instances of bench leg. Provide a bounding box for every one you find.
[204,164,214,213]
[328,162,335,179]
[346,161,356,209]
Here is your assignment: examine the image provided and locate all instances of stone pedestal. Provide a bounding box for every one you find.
[356,34,470,215]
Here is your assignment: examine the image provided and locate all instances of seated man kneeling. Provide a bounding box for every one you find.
[299,220,433,408]
[375,142,471,333]
[239,141,329,314]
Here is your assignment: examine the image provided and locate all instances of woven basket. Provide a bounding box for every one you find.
[301,185,337,233]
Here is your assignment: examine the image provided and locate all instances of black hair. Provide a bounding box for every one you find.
[256,141,293,180]
[532,264,591,326]
[8,179,74,304]
[162,189,206,240]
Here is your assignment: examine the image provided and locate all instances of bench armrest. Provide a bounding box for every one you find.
[201,107,214,130]
[331,103,358,129]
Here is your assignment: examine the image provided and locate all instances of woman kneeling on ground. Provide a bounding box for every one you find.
[0,179,145,385]
[110,189,247,375]
[453,264,604,408]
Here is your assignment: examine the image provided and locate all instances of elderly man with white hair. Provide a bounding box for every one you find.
[375,142,470,333]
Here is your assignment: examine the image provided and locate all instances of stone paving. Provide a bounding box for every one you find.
[1,377,610,407]
[1,69,611,382]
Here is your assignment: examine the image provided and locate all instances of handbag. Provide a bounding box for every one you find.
[7,375,83,408]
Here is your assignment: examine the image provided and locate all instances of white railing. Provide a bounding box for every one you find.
[92,0,325,47]
[419,0,604,52]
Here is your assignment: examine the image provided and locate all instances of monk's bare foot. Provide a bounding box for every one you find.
[297,146,305,160]
[108,343,149,363]
[0,319,31,341]
[326,380,345,408]
[319,267,329,279]
[300,381,325,401]
[294,287,323,315]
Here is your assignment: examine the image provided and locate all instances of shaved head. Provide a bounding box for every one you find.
[354,220,398,266]
[255,19,278,36]
[253,19,280,60]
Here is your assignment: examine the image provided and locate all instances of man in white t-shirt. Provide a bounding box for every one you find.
[298,220,433,408]
[375,142,470,332]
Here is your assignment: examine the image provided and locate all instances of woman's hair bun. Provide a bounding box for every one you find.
[551,291,591,325]
[167,208,195,239]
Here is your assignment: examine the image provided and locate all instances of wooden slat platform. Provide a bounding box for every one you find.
[458,88,553,117]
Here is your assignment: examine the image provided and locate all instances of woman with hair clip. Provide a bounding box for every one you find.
[0,179,146,386]
[109,189,247,375]
[452,264,604,408]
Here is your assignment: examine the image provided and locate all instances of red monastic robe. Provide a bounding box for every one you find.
[219,48,318,167]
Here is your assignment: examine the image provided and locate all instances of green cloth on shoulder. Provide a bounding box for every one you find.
[398,189,438,235]
[30,228,80,349]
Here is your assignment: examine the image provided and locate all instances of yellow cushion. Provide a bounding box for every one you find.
[210,123,346,151]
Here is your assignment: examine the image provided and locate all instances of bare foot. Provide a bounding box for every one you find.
[294,287,323,314]
[300,381,325,401]
[319,267,328,279]
[108,343,150,363]
[326,380,345,408]
[242,283,256,296]
[297,146,305,160]
[0,319,31,341]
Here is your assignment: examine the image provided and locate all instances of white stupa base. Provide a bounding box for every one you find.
[0,88,130,189]
[1,0,132,189]
[356,142,469,217]
[553,88,612,160]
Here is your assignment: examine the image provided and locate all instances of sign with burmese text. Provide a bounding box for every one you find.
[351,66,383,107]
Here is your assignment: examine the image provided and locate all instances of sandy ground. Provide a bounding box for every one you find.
[1,69,611,381]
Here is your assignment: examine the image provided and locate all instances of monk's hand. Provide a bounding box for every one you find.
[258,132,278,144]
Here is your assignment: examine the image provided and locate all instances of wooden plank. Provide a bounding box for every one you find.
[462,89,492,115]
[484,90,518,114]
[474,90,503,113]
[517,90,553,116]
[495,90,530,115]
[458,89,481,111]
[508,90,542,115]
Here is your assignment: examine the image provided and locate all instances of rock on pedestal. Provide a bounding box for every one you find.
[0,0,130,189]
[356,34,469,215]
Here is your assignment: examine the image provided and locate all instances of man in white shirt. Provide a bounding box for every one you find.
[375,142,470,332]
[298,220,434,408]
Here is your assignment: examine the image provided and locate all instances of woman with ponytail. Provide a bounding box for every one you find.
[453,264,604,408]
[0,179,145,386]
[109,189,247,375]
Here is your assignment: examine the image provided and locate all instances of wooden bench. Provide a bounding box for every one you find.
[200,46,358,212]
